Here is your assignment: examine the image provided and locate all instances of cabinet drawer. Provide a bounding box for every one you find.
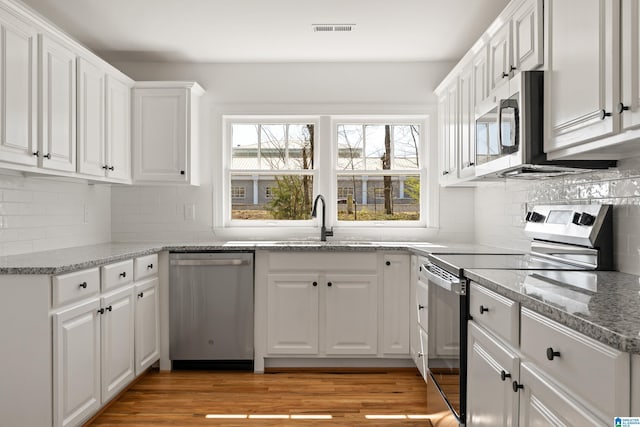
[469,283,519,346]
[520,308,629,419]
[134,254,158,281]
[101,259,134,292]
[52,268,100,307]
[416,279,428,331]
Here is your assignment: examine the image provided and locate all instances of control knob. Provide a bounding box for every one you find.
[525,211,545,223]
[572,212,595,226]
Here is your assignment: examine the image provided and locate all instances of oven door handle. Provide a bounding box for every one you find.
[421,262,464,295]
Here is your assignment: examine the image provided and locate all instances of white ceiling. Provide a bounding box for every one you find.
[20,0,510,63]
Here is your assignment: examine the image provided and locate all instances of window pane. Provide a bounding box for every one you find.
[336,174,420,221]
[365,125,385,170]
[287,124,315,170]
[231,174,314,220]
[231,124,260,169]
[393,125,420,169]
[337,124,364,170]
[260,124,286,169]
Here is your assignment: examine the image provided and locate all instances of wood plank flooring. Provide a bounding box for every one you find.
[87,369,459,426]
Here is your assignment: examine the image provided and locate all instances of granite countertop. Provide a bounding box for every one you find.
[0,240,499,275]
[465,268,640,354]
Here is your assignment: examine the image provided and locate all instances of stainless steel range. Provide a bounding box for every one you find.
[418,204,613,426]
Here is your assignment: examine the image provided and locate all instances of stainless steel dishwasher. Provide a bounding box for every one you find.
[169,251,254,369]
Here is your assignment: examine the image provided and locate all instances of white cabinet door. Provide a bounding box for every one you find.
[439,82,458,185]
[459,63,475,179]
[382,254,410,354]
[134,277,159,375]
[489,21,512,94]
[53,297,101,427]
[266,274,319,354]
[77,57,105,177]
[473,45,489,107]
[105,74,132,181]
[621,0,640,130]
[325,274,378,355]
[546,0,619,152]
[512,0,543,73]
[518,362,607,427]
[0,10,37,167]
[100,285,135,404]
[133,87,188,183]
[39,34,76,172]
[467,322,519,427]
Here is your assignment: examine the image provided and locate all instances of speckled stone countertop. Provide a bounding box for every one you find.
[465,269,640,354]
[0,240,503,275]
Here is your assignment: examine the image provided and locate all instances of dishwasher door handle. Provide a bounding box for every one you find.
[170,259,251,266]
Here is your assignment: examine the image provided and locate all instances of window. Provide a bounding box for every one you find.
[227,119,317,222]
[223,116,428,228]
[231,185,246,199]
[336,123,421,223]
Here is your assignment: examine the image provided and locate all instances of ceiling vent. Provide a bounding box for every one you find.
[312,24,355,33]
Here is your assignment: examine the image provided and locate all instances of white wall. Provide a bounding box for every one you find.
[474,158,640,275]
[111,61,475,243]
[0,171,111,256]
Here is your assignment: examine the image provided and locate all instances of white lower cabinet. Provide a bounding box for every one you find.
[100,285,135,403]
[467,321,519,427]
[134,277,160,375]
[53,297,101,427]
[518,362,605,427]
[266,272,377,355]
[382,254,410,355]
[467,283,631,427]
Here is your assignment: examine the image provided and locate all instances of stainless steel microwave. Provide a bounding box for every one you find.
[474,71,615,179]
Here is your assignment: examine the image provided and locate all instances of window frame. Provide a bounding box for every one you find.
[221,114,434,231]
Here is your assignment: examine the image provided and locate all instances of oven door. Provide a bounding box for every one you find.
[420,262,468,424]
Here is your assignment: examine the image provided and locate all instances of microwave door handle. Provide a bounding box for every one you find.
[499,99,520,152]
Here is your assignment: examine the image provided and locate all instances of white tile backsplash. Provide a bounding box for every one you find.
[0,172,111,256]
[474,158,640,274]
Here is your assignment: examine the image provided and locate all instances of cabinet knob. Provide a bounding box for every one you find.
[502,72,510,78]
[500,370,511,381]
[138,292,144,298]
[469,162,475,166]
[108,166,115,171]
[327,282,332,287]
[479,305,489,314]
[442,171,449,176]
[44,153,51,159]
[79,282,87,289]
[106,305,112,312]
[119,271,127,278]
[147,263,154,269]
[102,165,109,169]
[312,281,318,287]
[417,352,423,358]
[512,381,524,392]
[385,261,391,266]
[600,109,612,120]
[618,102,630,114]
[418,304,425,310]
[180,170,185,175]
[546,347,561,361]
[32,150,40,157]
[419,266,422,272]
[97,308,105,315]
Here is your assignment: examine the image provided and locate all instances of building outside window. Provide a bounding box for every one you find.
[231,185,246,199]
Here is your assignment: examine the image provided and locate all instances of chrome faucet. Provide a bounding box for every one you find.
[311,195,333,241]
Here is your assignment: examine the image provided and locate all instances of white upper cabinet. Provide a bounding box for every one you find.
[545,0,620,153]
[133,82,204,185]
[621,0,640,131]
[459,63,476,179]
[472,45,490,107]
[0,9,37,167]
[488,20,513,94]
[438,81,458,185]
[512,0,543,73]
[77,57,105,177]
[105,74,132,182]
[39,34,76,173]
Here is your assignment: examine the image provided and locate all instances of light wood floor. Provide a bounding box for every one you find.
[87,369,459,426]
